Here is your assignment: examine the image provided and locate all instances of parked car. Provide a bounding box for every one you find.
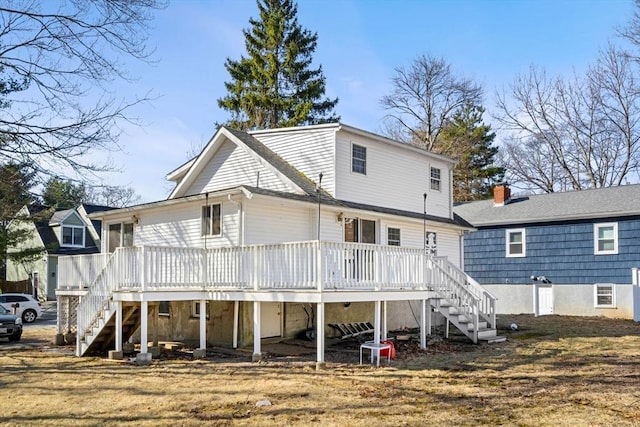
[0,304,22,341]
[0,293,43,323]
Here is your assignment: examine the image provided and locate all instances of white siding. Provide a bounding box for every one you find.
[381,219,462,267]
[252,128,336,195]
[130,199,239,249]
[334,129,452,219]
[243,197,315,245]
[185,139,291,196]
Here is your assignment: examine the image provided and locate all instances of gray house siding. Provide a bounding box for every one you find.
[464,217,640,285]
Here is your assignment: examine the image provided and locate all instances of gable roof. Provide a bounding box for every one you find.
[21,203,116,255]
[49,208,82,226]
[169,126,325,199]
[454,184,640,227]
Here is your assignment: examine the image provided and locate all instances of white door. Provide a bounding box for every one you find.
[537,285,554,315]
[260,302,281,338]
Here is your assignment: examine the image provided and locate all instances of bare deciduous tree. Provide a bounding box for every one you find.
[0,0,165,180]
[495,45,640,193]
[380,54,483,150]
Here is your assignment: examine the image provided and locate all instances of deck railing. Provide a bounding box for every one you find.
[59,241,431,292]
[58,253,110,290]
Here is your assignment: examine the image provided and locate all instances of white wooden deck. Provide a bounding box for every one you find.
[58,241,431,293]
[57,240,498,361]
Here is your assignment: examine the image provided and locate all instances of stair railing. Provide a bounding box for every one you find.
[76,247,136,346]
[431,256,497,329]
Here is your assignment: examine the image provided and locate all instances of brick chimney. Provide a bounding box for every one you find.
[493,182,511,206]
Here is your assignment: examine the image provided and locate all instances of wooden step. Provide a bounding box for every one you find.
[477,328,497,340]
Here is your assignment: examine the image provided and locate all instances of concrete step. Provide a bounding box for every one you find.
[482,335,507,344]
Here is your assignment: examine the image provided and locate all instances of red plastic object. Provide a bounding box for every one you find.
[380,340,396,359]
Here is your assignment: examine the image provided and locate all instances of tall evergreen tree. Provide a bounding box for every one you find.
[218,0,339,130]
[434,104,505,202]
[42,178,87,209]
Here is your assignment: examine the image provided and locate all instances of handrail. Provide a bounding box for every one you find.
[431,256,496,329]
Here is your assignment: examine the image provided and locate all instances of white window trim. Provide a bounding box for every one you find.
[61,224,85,248]
[387,227,401,246]
[351,143,367,175]
[192,301,210,318]
[201,203,222,237]
[506,228,526,258]
[430,166,441,191]
[594,223,618,255]
[594,283,616,308]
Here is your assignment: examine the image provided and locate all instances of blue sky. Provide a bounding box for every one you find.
[109,0,635,203]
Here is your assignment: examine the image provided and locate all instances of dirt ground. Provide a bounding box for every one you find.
[1,314,639,426]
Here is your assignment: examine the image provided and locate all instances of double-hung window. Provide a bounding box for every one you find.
[201,204,222,236]
[387,227,401,246]
[506,229,526,257]
[352,144,367,174]
[594,223,618,255]
[594,284,616,308]
[62,225,84,247]
[430,167,441,191]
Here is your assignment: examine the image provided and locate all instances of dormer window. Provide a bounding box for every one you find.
[62,225,85,247]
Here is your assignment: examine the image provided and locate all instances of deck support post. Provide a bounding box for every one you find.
[199,299,207,350]
[115,301,123,352]
[233,301,239,349]
[108,300,124,360]
[426,299,432,336]
[316,301,325,369]
[140,301,148,353]
[382,300,388,341]
[420,299,427,349]
[252,301,261,361]
[374,300,381,344]
[193,299,208,359]
[135,301,152,365]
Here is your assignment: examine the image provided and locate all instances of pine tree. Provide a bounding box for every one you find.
[218,0,339,130]
[434,104,505,202]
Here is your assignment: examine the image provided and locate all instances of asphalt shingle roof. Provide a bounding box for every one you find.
[453,184,640,227]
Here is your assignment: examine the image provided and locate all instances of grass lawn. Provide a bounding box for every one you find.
[1,314,639,426]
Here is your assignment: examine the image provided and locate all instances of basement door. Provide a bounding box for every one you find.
[260,302,282,338]
[537,285,554,316]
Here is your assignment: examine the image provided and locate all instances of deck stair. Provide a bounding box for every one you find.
[429,257,505,344]
[79,302,142,356]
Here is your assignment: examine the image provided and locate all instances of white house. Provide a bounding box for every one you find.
[56,123,500,364]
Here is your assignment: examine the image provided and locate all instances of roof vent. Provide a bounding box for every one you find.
[493,182,511,207]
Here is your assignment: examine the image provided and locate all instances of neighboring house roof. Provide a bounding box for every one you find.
[454,184,640,227]
[49,208,79,226]
[21,203,115,256]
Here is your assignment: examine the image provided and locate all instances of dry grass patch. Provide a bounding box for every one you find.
[1,316,639,426]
